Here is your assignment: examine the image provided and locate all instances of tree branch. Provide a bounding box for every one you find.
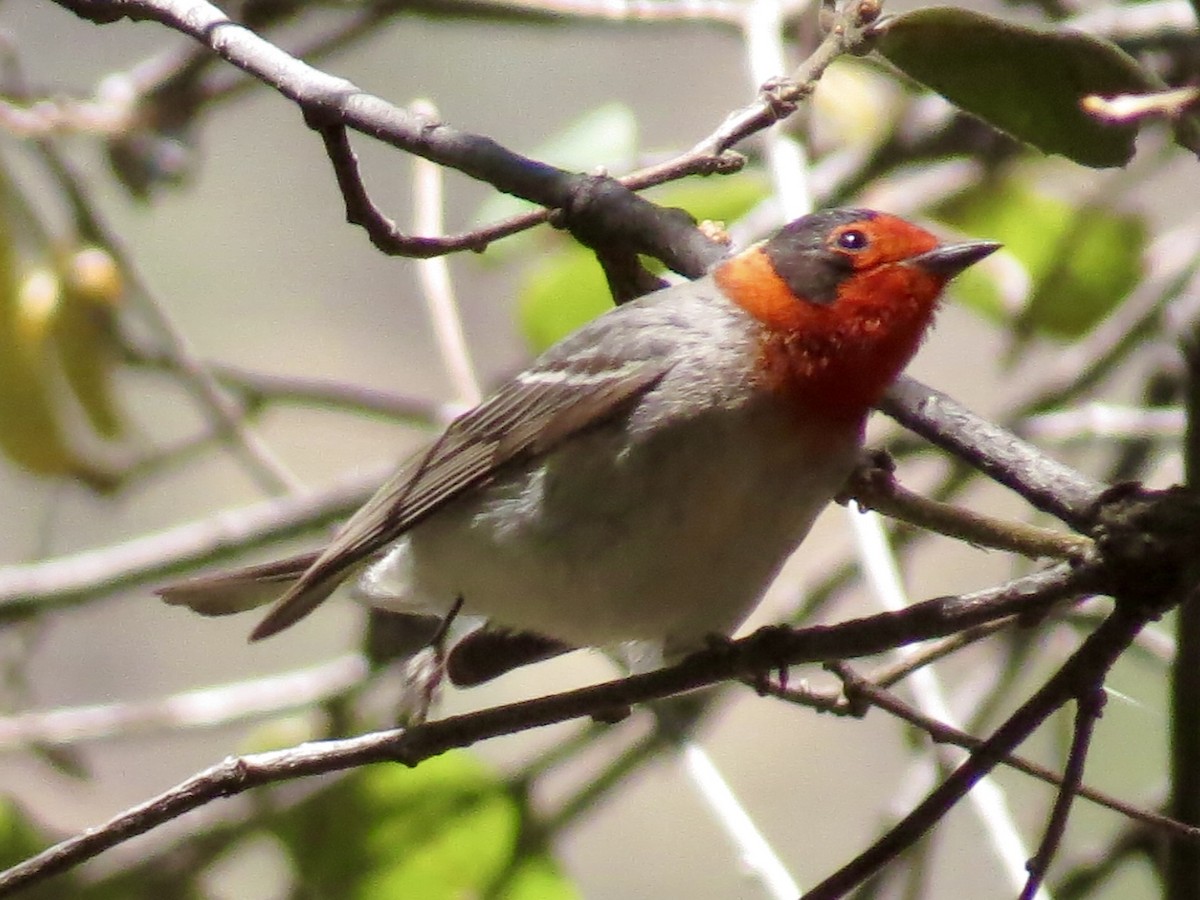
[806,599,1166,898]
[0,563,1097,894]
[881,376,1109,531]
[1020,687,1105,899]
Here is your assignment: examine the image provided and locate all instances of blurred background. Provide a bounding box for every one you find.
[0,0,1196,897]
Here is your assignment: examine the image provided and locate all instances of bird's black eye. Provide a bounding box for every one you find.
[836,228,869,251]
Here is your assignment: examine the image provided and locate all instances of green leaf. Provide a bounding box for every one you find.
[270,752,577,900]
[0,798,51,869]
[935,180,1145,339]
[646,172,770,227]
[0,798,84,900]
[474,103,639,238]
[518,246,613,352]
[876,9,1152,167]
[517,173,770,352]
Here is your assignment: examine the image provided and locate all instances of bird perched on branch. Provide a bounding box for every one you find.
[161,208,998,686]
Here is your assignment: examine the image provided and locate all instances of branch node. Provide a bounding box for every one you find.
[1090,482,1200,616]
[758,76,801,120]
[854,0,883,26]
[826,662,872,718]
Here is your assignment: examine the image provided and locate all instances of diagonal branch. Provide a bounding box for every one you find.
[1020,686,1106,899]
[805,598,1167,899]
[824,666,1192,842]
[843,451,1094,559]
[50,0,887,279]
[0,563,1097,895]
[882,376,1109,530]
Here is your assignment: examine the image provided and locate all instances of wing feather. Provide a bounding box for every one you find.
[249,355,669,639]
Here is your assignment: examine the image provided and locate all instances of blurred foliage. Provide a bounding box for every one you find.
[0,173,128,488]
[935,177,1146,339]
[0,799,79,900]
[0,753,577,898]
[267,753,577,900]
[876,9,1151,168]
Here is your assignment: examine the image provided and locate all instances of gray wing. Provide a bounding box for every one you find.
[248,353,670,639]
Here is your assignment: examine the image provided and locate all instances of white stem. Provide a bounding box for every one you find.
[0,655,367,748]
[849,508,1052,900]
[662,5,815,897]
[743,0,811,219]
[681,743,802,900]
[1023,404,1183,441]
[412,99,482,409]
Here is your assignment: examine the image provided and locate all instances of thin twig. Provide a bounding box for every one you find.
[0,565,1098,894]
[410,100,483,407]
[743,0,812,219]
[844,454,1094,559]
[819,668,1194,843]
[127,345,447,424]
[1021,687,1106,899]
[682,0,882,160]
[0,464,391,616]
[870,618,1016,688]
[315,122,488,256]
[805,602,1160,899]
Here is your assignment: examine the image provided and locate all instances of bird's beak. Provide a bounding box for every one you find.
[909,240,1002,278]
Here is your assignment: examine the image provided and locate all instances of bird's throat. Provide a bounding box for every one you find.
[739,267,936,427]
[756,324,925,427]
[717,257,942,426]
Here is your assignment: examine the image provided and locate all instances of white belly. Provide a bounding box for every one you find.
[360,399,858,654]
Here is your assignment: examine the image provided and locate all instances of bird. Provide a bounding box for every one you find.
[160,208,999,684]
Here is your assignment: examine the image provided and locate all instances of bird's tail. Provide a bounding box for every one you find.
[157,551,320,618]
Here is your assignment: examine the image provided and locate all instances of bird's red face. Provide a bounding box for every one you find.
[714,209,998,426]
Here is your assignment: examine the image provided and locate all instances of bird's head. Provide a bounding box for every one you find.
[713,208,1000,425]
